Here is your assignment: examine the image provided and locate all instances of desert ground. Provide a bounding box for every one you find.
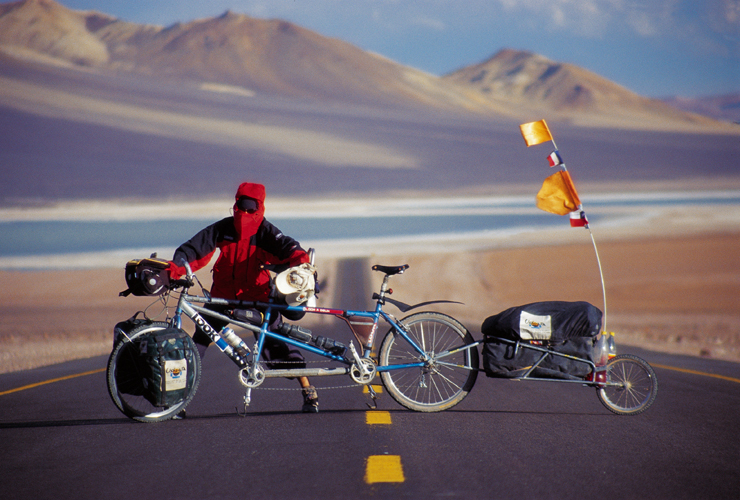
[1,59,738,374]
[1,224,737,374]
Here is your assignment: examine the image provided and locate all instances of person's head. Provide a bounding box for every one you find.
[233,182,266,238]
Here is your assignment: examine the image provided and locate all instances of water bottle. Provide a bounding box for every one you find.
[593,332,608,366]
[590,332,609,384]
[220,327,250,359]
[279,323,313,343]
[607,332,617,360]
[314,336,347,356]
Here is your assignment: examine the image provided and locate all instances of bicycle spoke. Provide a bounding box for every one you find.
[597,354,657,416]
[379,312,478,412]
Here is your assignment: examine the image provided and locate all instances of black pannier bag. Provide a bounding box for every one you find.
[481,301,602,380]
[112,314,153,395]
[120,257,171,297]
[140,328,196,407]
[113,312,151,347]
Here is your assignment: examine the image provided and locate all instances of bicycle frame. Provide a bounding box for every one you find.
[167,272,452,380]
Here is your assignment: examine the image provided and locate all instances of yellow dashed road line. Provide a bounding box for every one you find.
[364,384,402,483]
[366,410,392,425]
[365,455,405,484]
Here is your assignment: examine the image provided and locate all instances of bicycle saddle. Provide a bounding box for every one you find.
[372,264,409,275]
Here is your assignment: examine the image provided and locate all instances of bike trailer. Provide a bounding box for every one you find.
[481,301,602,380]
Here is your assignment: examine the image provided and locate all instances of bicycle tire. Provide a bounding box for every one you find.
[379,312,478,412]
[107,321,201,422]
[597,354,657,416]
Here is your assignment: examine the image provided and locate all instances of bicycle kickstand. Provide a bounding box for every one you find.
[236,388,252,417]
[366,384,379,410]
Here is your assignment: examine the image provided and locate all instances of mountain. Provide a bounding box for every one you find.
[662,93,740,124]
[0,0,735,132]
[0,0,111,66]
[443,49,728,131]
[0,0,499,113]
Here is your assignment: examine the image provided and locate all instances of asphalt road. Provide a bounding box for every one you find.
[1,335,739,500]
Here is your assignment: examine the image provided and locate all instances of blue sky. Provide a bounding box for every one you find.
[60,0,739,98]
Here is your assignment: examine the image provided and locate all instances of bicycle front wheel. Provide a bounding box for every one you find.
[597,354,657,415]
[107,321,201,422]
[379,312,478,412]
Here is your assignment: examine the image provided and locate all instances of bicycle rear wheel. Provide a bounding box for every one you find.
[107,321,201,422]
[597,354,657,415]
[379,312,478,412]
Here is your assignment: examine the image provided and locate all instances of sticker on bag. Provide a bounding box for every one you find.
[519,311,552,340]
[164,359,188,391]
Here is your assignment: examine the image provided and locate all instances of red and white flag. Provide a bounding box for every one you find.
[547,151,563,167]
[569,209,588,228]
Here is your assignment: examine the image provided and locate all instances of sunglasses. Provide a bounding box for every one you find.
[236,197,259,213]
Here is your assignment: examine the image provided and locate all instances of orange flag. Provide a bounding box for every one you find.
[536,170,581,215]
[520,119,553,147]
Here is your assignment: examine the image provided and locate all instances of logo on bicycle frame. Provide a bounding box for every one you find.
[193,312,218,338]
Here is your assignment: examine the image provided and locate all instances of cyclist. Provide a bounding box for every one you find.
[169,182,319,413]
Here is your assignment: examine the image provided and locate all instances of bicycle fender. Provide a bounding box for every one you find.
[385,296,463,313]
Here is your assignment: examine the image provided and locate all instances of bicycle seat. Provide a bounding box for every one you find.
[372,264,409,275]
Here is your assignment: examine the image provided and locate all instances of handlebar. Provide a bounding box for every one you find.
[170,278,194,289]
[183,260,194,280]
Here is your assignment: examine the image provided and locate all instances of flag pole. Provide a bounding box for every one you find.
[520,118,608,333]
[550,141,606,332]
[587,226,607,334]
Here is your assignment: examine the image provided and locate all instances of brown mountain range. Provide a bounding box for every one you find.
[0,0,499,113]
[0,0,734,132]
[442,49,727,130]
[662,93,740,124]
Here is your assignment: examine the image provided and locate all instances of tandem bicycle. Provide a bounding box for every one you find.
[107,251,479,422]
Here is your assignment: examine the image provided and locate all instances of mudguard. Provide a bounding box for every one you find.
[380,295,463,313]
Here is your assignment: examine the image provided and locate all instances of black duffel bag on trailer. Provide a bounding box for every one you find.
[481,301,602,380]
[140,328,196,407]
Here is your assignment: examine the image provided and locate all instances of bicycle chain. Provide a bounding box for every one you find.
[244,359,376,391]
[250,384,362,391]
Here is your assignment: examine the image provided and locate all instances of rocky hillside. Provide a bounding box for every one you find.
[0,0,499,112]
[662,93,740,124]
[443,49,726,130]
[0,0,734,131]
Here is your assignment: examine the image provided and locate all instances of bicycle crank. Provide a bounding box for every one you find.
[348,342,376,384]
[350,358,377,384]
[239,363,266,388]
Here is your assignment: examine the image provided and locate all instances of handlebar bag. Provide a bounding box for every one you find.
[121,258,171,296]
[140,328,196,407]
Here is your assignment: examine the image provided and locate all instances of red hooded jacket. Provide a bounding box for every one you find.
[172,182,309,301]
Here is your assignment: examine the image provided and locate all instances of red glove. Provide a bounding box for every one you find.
[168,261,187,280]
[288,249,311,267]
